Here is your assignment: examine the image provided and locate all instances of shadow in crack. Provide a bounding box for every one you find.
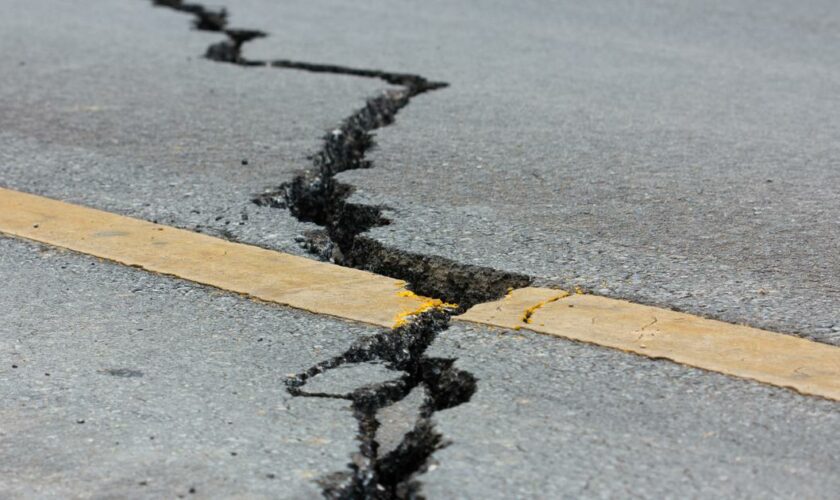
[286,311,476,499]
[148,2,510,497]
[151,1,532,307]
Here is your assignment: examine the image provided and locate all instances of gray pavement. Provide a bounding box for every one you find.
[424,323,840,498]
[244,0,840,343]
[3,232,838,498]
[0,3,384,496]
[0,0,381,255]
[2,0,839,498]
[0,236,374,498]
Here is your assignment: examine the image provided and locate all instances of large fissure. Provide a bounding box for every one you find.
[250,70,531,308]
[149,1,515,498]
[287,311,476,499]
[152,0,531,309]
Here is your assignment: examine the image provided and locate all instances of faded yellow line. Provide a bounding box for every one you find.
[0,187,452,328]
[2,187,839,401]
[457,288,840,401]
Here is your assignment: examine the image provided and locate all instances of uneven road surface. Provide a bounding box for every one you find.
[1,1,839,498]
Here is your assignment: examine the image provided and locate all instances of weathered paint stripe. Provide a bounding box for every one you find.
[0,187,450,328]
[457,288,840,401]
[2,187,839,401]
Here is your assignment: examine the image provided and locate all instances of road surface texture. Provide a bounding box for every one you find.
[0,236,372,498]
[0,0,384,255]
[244,0,839,342]
[1,0,839,498]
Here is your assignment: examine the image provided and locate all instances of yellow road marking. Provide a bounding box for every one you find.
[457,288,840,401]
[2,187,839,401]
[0,187,452,328]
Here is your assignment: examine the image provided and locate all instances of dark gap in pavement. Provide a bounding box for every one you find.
[287,311,476,499]
[152,0,531,308]
[149,1,497,497]
[252,87,532,308]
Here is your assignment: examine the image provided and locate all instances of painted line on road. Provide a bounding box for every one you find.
[457,288,840,401]
[2,187,839,401]
[0,187,453,328]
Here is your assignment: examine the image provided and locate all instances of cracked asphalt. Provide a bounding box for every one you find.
[0,236,369,498]
[2,0,839,498]
[0,0,382,256]
[304,0,840,343]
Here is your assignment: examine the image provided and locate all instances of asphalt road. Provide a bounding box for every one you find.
[0,235,371,498]
[0,0,381,256]
[243,0,840,342]
[425,323,840,498]
[2,0,839,498]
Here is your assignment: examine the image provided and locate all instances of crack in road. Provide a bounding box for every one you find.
[287,311,475,499]
[149,1,522,497]
[154,0,531,309]
[521,291,571,324]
